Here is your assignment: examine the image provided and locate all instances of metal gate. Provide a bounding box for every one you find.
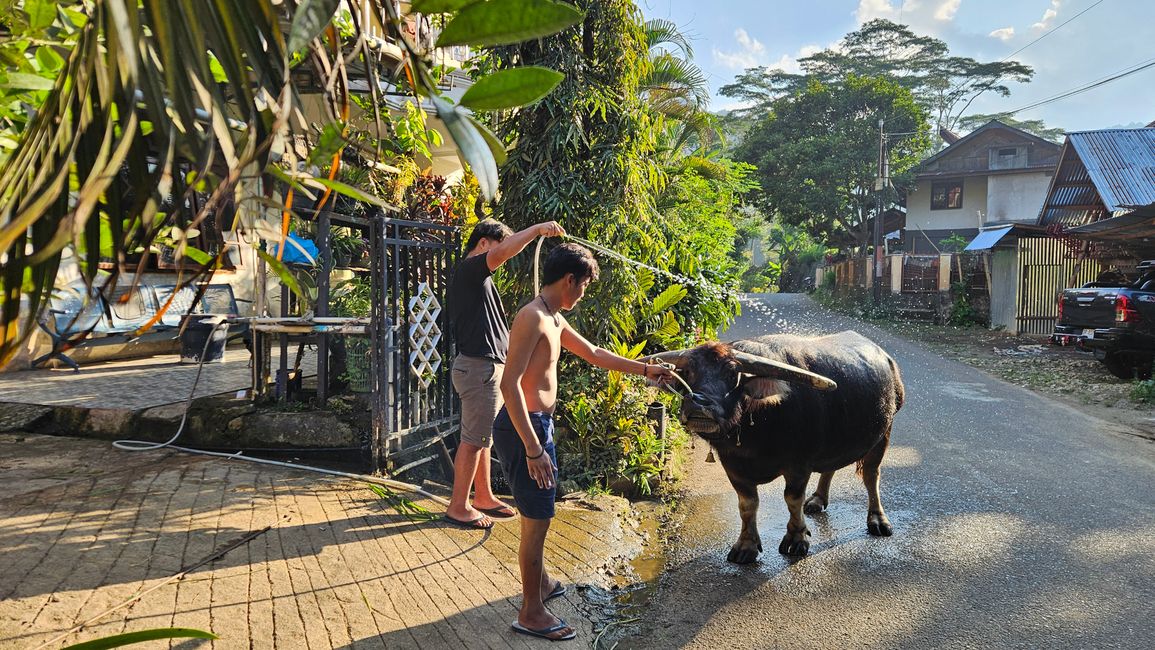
[369,216,460,475]
[1016,237,1101,335]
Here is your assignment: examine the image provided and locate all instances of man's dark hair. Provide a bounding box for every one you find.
[464,219,513,252]
[543,242,599,285]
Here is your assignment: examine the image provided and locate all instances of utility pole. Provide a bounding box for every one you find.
[873,118,888,304]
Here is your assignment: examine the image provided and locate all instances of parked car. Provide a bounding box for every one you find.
[1052,261,1155,379]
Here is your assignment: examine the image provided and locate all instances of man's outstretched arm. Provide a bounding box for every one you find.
[485,221,565,271]
[560,322,673,384]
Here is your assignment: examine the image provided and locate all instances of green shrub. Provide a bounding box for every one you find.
[1130,379,1155,403]
[556,363,687,497]
[947,281,980,326]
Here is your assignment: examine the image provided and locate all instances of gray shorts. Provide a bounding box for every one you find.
[452,354,503,448]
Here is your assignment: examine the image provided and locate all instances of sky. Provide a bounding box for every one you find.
[639,0,1154,133]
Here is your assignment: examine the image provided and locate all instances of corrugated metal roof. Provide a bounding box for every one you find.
[1066,129,1155,212]
[964,226,1013,251]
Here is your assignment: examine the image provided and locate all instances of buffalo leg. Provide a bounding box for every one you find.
[804,471,835,514]
[778,472,812,556]
[726,478,762,564]
[862,433,893,537]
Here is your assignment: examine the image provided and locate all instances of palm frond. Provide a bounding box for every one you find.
[644,18,693,57]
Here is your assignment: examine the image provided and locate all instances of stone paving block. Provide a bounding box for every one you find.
[0,433,641,649]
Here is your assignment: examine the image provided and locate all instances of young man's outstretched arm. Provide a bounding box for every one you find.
[559,320,672,383]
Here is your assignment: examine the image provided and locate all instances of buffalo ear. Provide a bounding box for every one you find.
[741,375,790,409]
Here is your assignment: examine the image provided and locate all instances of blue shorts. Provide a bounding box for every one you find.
[492,406,558,520]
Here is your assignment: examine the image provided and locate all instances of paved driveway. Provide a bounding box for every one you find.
[0,434,637,649]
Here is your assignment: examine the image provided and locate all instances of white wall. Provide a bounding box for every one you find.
[907,176,988,232]
[986,172,1052,223]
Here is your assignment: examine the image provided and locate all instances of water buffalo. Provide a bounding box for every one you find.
[650,331,904,562]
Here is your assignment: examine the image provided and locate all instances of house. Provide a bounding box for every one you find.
[905,119,1062,254]
[1039,127,1155,263]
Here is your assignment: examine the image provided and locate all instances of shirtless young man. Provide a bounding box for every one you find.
[494,243,673,641]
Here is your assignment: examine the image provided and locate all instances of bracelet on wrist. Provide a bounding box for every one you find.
[526,448,545,460]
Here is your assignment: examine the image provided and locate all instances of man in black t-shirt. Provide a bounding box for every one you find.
[444,218,565,529]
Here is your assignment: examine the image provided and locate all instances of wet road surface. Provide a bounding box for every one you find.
[621,293,1155,649]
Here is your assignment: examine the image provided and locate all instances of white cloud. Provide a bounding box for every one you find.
[1032,0,1062,31]
[934,0,961,21]
[856,0,898,23]
[989,26,1015,41]
[712,28,766,69]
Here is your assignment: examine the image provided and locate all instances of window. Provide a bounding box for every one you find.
[931,179,963,210]
[990,145,1027,170]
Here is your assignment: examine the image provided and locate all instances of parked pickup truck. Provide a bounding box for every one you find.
[1052,262,1155,379]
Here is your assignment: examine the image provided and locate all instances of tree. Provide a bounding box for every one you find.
[720,19,1033,134]
[733,75,931,251]
[956,113,1065,143]
[489,0,738,345]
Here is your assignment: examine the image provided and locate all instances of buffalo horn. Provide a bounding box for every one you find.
[730,350,838,391]
[646,349,691,368]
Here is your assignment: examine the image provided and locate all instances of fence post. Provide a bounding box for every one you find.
[938,253,953,291]
[890,254,903,293]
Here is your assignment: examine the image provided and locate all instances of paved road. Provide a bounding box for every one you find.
[623,293,1155,650]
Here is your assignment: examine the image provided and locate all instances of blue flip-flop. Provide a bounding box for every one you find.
[544,582,567,602]
[512,619,576,641]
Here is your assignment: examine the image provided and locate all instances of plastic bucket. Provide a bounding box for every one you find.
[180,315,229,364]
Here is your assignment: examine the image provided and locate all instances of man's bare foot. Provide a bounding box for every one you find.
[541,578,566,602]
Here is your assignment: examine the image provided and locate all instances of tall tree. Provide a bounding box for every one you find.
[490,0,737,344]
[721,19,1032,133]
[733,75,931,250]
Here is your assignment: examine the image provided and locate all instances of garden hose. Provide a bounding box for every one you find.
[112,320,448,506]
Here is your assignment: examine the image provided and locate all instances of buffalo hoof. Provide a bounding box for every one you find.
[727,540,762,564]
[803,495,827,515]
[778,530,811,556]
[867,513,893,537]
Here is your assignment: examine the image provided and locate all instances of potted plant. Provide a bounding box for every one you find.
[330,227,367,269]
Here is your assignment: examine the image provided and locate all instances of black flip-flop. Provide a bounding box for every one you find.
[477,504,517,519]
[442,514,493,530]
[511,619,576,641]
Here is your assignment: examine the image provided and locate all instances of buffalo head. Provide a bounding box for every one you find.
[648,343,837,437]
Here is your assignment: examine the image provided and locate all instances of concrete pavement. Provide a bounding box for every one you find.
[0,433,641,649]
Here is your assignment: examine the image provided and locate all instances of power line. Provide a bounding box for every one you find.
[994,0,1106,65]
[1003,55,1155,115]
[949,0,1107,113]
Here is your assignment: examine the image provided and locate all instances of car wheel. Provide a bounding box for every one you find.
[1102,353,1135,380]
[1138,359,1154,381]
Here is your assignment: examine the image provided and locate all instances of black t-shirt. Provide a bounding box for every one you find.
[447,252,509,362]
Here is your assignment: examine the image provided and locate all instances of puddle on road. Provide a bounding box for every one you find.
[613,501,667,611]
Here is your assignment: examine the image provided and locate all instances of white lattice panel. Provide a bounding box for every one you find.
[407,282,442,388]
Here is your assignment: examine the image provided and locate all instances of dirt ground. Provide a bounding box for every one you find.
[875,319,1155,441]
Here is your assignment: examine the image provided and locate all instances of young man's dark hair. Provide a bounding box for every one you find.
[542,242,599,285]
[465,219,514,252]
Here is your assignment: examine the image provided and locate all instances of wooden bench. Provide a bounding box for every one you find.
[33,283,248,372]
